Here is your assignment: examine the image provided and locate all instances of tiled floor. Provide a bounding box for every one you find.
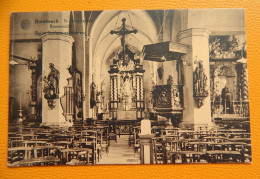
[97,135,140,165]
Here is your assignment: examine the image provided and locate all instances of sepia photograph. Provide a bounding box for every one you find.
[8,9,251,166]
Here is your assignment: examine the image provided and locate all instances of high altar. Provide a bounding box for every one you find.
[108,18,145,121]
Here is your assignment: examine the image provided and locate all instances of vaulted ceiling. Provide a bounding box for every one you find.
[88,10,159,79]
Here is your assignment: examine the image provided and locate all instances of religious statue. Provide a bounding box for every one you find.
[173,87,181,107]
[221,86,233,113]
[75,78,82,108]
[166,76,182,108]
[121,76,133,110]
[193,60,208,108]
[43,63,60,109]
[90,82,96,108]
[194,61,207,95]
[48,63,59,94]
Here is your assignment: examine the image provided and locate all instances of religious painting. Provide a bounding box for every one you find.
[8,9,251,167]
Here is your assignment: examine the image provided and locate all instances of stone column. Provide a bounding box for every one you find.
[84,36,91,120]
[177,29,213,130]
[41,34,74,127]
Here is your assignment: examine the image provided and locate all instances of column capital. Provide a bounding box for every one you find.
[177,28,211,42]
[41,33,74,45]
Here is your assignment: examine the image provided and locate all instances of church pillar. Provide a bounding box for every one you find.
[84,36,92,120]
[41,34,74,127]
[177,29,213,130]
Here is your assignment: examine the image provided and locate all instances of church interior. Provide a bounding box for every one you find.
[8,9,251,166]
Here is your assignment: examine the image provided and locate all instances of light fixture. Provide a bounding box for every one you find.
[161,56,166,61]
[237,57,247,64]
[9,59,18,65]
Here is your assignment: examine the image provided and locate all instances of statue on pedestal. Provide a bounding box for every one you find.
[193,60,208,108]
[43,63,60,109]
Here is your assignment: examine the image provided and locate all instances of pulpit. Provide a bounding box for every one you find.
[143,41,189,125]
[152,76,183,124]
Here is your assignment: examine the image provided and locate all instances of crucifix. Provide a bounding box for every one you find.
[110,18,137,66]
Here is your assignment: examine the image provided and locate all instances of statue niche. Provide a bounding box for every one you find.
[43,63,60,109]
[193,60,208,108]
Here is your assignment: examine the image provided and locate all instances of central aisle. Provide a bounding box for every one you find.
[97,135,140,165]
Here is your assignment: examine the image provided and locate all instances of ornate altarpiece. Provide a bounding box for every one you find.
[209,35,249,128]
[108,18,145,120]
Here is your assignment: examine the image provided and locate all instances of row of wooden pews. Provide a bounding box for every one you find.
[8,121,111,167]
[132,124,251,164]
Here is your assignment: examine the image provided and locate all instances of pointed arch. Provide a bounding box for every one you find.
[88,10,158,88]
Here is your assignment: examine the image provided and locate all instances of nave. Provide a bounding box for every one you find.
[8,118,251,166]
